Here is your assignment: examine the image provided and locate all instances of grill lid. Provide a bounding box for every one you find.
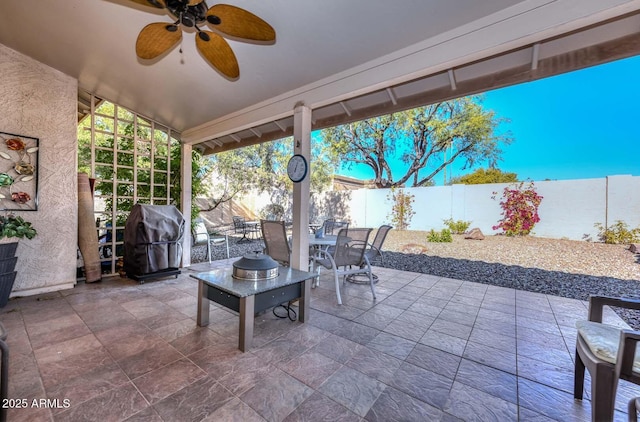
[232,251,279,280]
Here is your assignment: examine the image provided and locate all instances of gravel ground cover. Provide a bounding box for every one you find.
[192,230,640,328]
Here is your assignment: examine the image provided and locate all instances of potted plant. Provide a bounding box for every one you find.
[0,213,37,307]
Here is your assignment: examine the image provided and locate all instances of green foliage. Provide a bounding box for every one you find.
[449,167,518,185]
[492,181,543,236]
[260,203,285,220]
[321,96,512,188]
[427,228,453,243]
[387,188,415,230]
[594,220,640,244]
[0,214,37,240]
[443,218,471,234]
[200,137,337,215]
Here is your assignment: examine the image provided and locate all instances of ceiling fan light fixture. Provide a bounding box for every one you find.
[131,0,274,78]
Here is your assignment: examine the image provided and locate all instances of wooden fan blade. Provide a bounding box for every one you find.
[136,23,182,60]
[206,4,275,41]
[128,0,166,8]
[196,31,239,78]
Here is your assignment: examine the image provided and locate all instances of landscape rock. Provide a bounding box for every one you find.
[630,243,640,254]
[465,228,485,240]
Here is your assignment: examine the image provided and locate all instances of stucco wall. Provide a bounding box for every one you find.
[0,44,78,296]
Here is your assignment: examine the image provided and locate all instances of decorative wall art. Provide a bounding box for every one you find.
[0,132,39,211]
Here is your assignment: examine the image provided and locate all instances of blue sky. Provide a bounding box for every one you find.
[331,54,640,185]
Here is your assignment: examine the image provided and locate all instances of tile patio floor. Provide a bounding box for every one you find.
[1,259,638,421]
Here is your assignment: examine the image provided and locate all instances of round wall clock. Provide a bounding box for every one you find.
[287,154,308,183]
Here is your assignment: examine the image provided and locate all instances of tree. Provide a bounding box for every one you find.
[322,96,511,188]
[199,137,337,213]
[449,167,518,185]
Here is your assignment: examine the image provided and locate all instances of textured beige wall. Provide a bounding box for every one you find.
[0,43,78,296]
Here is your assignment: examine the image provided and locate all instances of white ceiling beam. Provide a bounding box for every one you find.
[385,88,398,105]
[229,134,241,142]
[531,43,541,70]
[273,120,287,132]
[447,69,457,91]
[339,101,352,116]
[249,128,262,138]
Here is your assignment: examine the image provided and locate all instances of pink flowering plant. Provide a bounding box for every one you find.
[492,181,543,236]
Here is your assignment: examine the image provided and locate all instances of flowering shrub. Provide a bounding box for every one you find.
[492,181,542,236]
[387,188,415,230]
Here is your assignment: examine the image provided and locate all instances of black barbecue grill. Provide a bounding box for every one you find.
[124,204,185,282]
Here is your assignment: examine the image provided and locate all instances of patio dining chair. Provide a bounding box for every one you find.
[261,219,291,266]
[574,295,640,421]
[312,227,375,305]
[232,216,260,243]
[364,224,393,265]
[322,218,349,236]
[192,219,229,263]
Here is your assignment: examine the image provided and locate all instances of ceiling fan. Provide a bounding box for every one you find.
[130,0,275,79]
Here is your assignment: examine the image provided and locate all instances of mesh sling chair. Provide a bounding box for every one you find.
[322,218,349,236]
[260,219,291,266]
[574,295,640,421]
[192,219,229,263]
[312,227,375,305]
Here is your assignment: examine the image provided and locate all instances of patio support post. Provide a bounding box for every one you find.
[291,104,311,271]
[181,142,192,266]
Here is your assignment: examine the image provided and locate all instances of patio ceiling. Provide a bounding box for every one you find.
[1,0,640,154]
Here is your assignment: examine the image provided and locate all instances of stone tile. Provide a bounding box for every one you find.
[443,381,518,421]
[45,362,129,413]
[202,398,264,422]
[277,350,342,388]
[366,386,444,422]
[419,330,467,356]
[454,359,518,404]
[240,368,314,421]
[312,333,364,363]
[153,376,235,421]
[318,366,386,417]
[95,322,163,360]
[169,326,228,355]
[468,327,516,353]
[382,314,432,342]
[140,308,191,330]
[152,318,199,342]
[518,377,591,421]
[517,355,575,394]
[430,318,473,340]
[367,331,416,360]
[116,341,183,379]
[472,316,516,337]
[215,353,278,396]
[55,382,148,422]
[77,307,138,333]
[282,391,360,422]
[123,406,163,422]
[345,345,403,383]
[33,334,114,388]
[406,343,461,380]
[517,325,568,351]
[462,341,517,375]
[132,358,207,404]
[331,320,381,345]
[389,362,453,409]
[517,337,573,367]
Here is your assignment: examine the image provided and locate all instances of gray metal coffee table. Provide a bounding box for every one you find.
[191,267,316,352]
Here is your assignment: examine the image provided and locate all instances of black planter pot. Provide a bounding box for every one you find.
[0,242,18,308]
